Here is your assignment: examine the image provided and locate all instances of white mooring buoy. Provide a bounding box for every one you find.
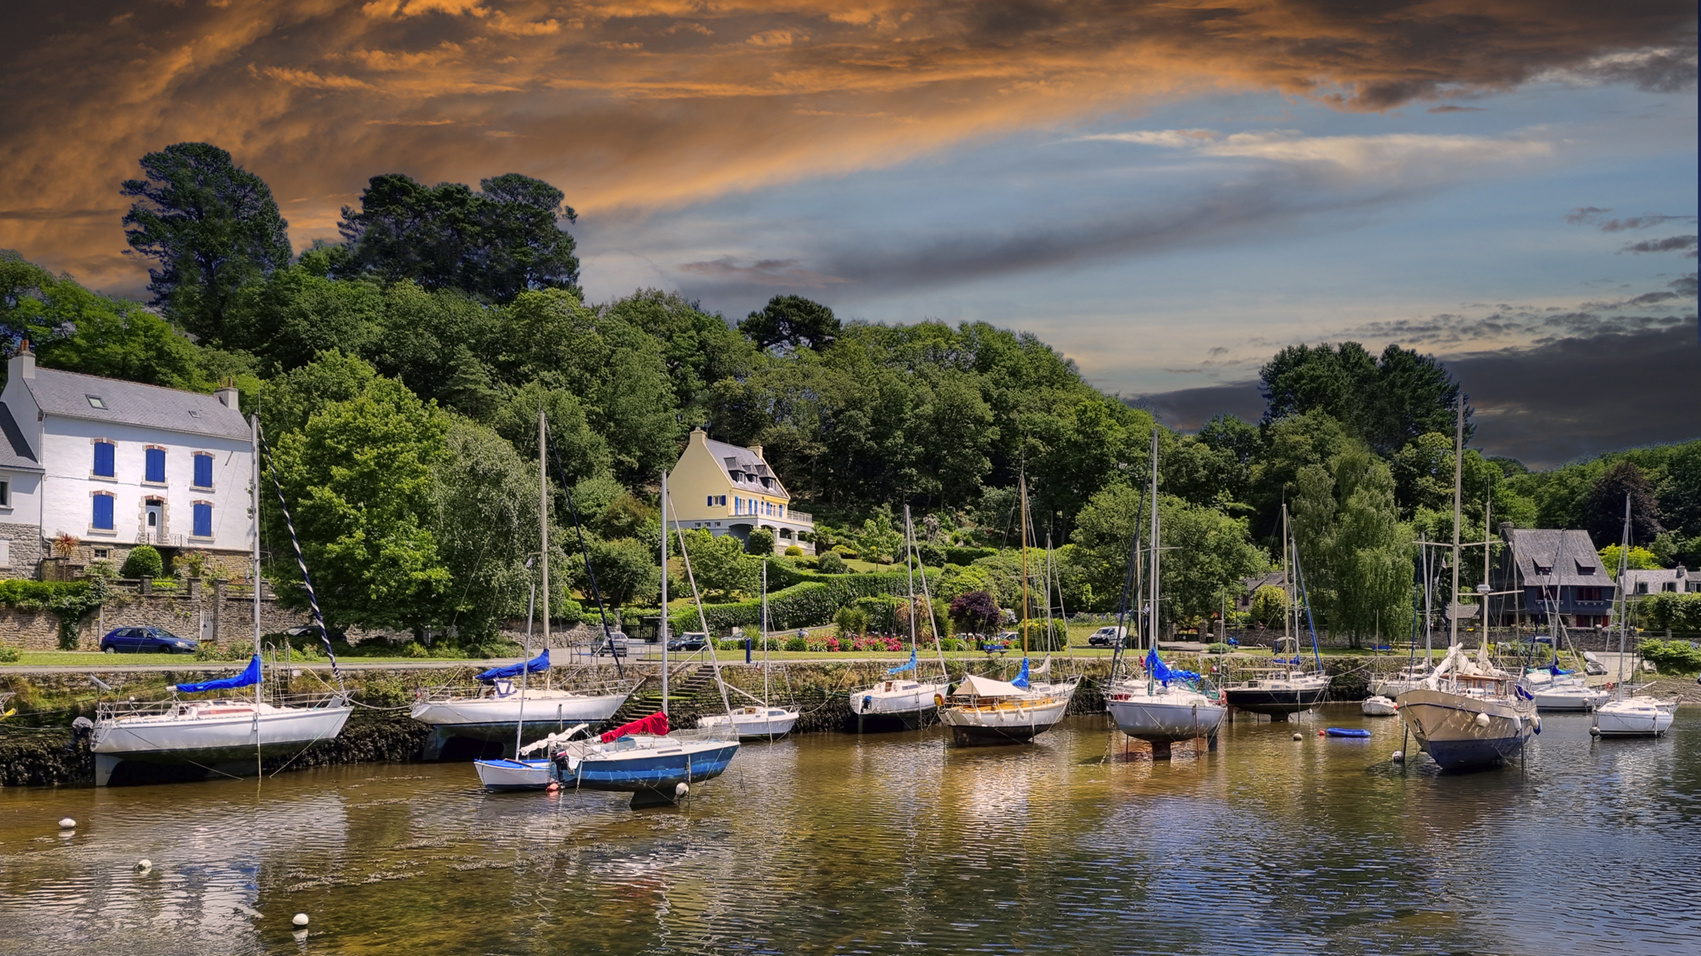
[292,913,310,928]
[58,818,76,830]
[1291,732,1303,741]
[1392,750,1405,763]
[675,782,690,799]
[136,859,152,872]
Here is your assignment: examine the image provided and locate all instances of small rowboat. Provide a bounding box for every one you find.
[1361,695,1398,717]
[1324,727,1372,738]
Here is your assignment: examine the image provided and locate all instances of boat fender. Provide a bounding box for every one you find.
[934,693,945,708]
[1318,729,1325,737]
[862,695,873,713]
[1474,712,1491,727]
[292,913,310,928]
[1532,716,1541,735]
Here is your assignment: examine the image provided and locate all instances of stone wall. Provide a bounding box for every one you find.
[0,582,311,651]
[0,522,45,575]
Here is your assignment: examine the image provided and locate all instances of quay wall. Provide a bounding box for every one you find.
[5,658,1698,787]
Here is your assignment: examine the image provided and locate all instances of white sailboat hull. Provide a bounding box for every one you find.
[91,700,353,786]
[1593,697,1677,737]
[474,757,556,791]
[939,692,1071,745]
[1532,682,1610,712]
[410,690,630,737]
[849,680,948,722]
[1106,682,1225,743]
[1396,687,1536,770]
[697,707,800,739]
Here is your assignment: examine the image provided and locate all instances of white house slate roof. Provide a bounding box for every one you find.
[704,437,790,499]
[0,404,43,472]
[1621,567,1700,595]
[20,368,249,440]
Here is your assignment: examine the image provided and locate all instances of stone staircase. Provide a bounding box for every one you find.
[607,664,722,727]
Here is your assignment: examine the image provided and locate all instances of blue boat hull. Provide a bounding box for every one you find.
[563,742,741,794]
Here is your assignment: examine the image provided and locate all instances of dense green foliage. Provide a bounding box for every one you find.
[3,143,1697,642]
[1639,593,1701,634]
[120,546,164,579]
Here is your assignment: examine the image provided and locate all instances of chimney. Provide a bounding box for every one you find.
[750,444,763,461]
[690,427,708,446]
[214,378,240,409]
[11,339,34,381]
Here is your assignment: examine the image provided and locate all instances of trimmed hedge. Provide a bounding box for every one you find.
[671,570,939,634]
[1641,592,1701,633]
[941,546,999,566]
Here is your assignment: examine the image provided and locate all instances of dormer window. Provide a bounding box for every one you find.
[86,395,105,409]
[1575,561,1595,575]
[1534,563,1552,575]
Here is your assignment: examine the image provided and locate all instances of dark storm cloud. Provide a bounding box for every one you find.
[1135,324,1701,468]
[1568,208,1699,232]
[1,1,1695,291]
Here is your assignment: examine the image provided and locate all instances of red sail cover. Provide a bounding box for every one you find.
[600,711,670,742]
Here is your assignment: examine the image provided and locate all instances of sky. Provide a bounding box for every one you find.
[0,1,1695,468]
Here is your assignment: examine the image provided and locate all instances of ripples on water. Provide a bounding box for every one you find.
[3,708,1698,955]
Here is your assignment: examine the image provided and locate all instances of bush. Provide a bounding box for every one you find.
[785,545,804,557]
[1638,638,1701,674]
[743,528,775,555]
[941,546,998,566]
[1642,593,1701,633]
[401,641,430,659]
[817,552,846,574]
[833,545,859,560]
[1206,642,1232,655]
[0,644,20,663]
[834,606,869,634]
[784,635,808,651]
[121,545,164,579]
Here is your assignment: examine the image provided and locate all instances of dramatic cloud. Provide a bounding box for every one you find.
[1620,235,1699,255]
[0,1,1694,290]
[1137,324,1701,468]
[1567,207,1699,231]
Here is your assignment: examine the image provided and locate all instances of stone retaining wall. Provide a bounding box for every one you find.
[0,584,311,651]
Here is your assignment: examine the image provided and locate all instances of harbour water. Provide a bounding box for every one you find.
[3,706,1698,955]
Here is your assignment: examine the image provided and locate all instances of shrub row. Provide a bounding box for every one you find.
[1639,592,1701,634]
[671,570,939,634]
[1638,638,1701,674]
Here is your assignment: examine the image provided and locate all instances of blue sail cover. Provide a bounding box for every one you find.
[887,649,917,675]
[477,649,550,683]
[1146,649,1200,685]
[1011,658,1030,689]
[1545,660,1574,676]
[173,656,261,694]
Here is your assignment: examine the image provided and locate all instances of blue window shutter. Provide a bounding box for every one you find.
[194,454,213,488]
[706,495,713,507]
[193,503,212,538]
[145,448,165,483]
[93,495,113,529]
[94,442,114,477]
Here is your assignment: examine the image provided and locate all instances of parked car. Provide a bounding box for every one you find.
[594,632,630,658]
[100,626,199,654]
[1086,625,1129,647]
[666,632,708,652]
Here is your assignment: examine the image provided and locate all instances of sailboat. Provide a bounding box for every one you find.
[1593,496,1678,738]
[1221,506,1331,720]
[421,412,632,759]
[938,474,1073,745]
[88,414,352,787]
[698,559,801,738]
[1397,402,1537,770]
[541,470,741,806]
[848,506,952,731]
[1105,431,1226,755]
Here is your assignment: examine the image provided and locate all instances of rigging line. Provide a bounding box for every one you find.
[257,428,345,694]
[542,421,622,679]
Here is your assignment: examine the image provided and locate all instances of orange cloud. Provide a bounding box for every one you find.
[0,1,1692,293]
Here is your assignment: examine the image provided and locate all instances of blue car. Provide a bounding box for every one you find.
[99,626,199,654]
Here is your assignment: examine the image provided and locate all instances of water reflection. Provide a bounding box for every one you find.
[1,708,1698,954]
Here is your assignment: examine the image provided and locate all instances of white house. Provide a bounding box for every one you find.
[0,343,254,577]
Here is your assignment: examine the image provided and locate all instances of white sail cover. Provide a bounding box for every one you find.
[956,674,1027,698]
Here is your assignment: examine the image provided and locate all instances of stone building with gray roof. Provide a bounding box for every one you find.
[1489,524,1617,628]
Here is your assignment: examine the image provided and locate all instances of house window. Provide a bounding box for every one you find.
[144,447,166,483]
[734,496,742,514]
[192,502,213,538]
[0,478,9,507]
[93,548,110,559]
[93,440,115,478]
[86,395,105,409]
[92,492,114,530]
[1576,587,1602,603]
[193,453,213,489]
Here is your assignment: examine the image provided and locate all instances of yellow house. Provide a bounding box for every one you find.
[667,428,814,554]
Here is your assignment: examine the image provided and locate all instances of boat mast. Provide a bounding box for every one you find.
[762,559,770,704]
[1282,502,1292,651]
[661,470,669,719]
[1616,494,1631,689]
[1450,400,1463,651]
[1148,429,1160,656]
[904,505,918,653]
[539,410,551,658]
[1019,471,1031,657]
[251,413,261,711]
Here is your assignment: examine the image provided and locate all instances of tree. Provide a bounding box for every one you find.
[745,528,776,555]
[429,416,540,637]
[1260,342,1465,456]
[578,536,660,609]
[1250,584,1287,629]
[1291,447,1414,647]
[337,172,579,301]
[855,514,903,564]
[1599,545,1662,577]
[679,529,758,601]
[264,363,453,633]
[1581,461,1663,546]
[222,266,384,371]
[739,295,840,352]
[949,590,1000,635]
[121,143,292,341]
